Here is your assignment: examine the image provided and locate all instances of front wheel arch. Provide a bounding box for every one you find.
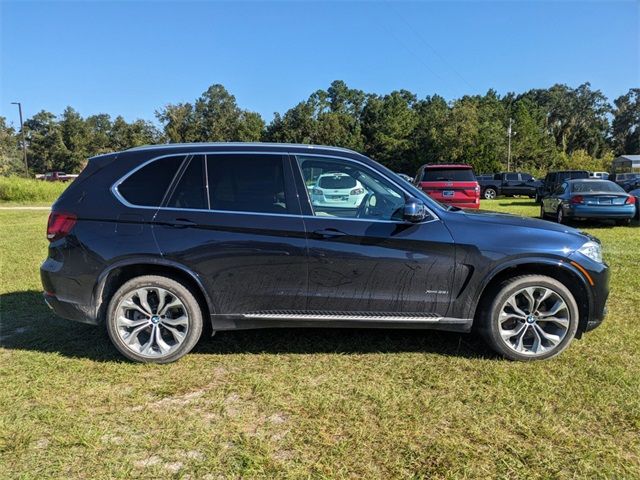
[472,262,592,337]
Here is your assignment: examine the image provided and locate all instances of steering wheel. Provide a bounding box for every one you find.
[355,193,372,219]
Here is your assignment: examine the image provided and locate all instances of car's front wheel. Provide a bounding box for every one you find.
[106,275,203,363]
[479,275,579,361]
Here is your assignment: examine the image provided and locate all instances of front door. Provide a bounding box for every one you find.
[153,152,308,315]
[292,154,456,316]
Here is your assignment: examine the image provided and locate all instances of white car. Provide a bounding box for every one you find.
[590,171,609,180]
[309,173,367,208]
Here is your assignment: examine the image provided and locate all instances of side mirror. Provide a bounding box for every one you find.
[404,198,427,222]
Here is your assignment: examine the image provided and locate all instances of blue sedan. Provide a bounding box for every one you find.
[629,188,640,221]
[540,179,636,226]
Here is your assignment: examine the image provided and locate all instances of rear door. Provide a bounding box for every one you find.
[502,173,521,195]
[153,152,308,315]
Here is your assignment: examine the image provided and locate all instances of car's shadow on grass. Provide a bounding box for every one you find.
[496,200,537,207]
[1,290,496,362]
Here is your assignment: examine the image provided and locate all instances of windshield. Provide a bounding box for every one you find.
[422,168,476,182]
[571,181,624,193]
[318,174,357,189]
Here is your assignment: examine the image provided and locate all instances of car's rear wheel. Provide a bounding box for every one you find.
[106,275,203,363]
[484,187,497,200]
[479,275,579,361]
[556,207,565,224]
[539,204,546,219]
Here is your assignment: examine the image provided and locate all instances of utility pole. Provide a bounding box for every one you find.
[507,117,514,172]
[11,102,28,176]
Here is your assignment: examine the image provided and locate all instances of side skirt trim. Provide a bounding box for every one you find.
[209,311,473,333]
[242,311,461,323]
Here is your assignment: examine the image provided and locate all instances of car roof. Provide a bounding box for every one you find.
[125,142,359,155]
[565,178,614,183]
[423,164,473,169]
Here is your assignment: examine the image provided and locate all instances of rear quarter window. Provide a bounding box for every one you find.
[117,155,185,207]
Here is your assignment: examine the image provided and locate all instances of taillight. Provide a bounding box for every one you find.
[350,188,364,195]
[570,195,584,205]
[47,212,77,241]
[474,184,480,193]
[626,196,636,205]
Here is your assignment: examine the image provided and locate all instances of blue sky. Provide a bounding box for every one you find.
[1,1,638,126]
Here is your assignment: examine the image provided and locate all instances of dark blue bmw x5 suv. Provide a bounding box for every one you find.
[41,143,609,363]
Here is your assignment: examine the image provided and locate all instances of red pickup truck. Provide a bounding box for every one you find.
[414,164,480,209]
[36,172,79,182]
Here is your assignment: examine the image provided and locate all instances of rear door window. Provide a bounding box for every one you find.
[422,168,475,182]
[118,155,185,207]
[207,154,289,214]
[167,155,208,210]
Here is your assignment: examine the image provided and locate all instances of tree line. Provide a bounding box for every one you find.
[1,81,638,177]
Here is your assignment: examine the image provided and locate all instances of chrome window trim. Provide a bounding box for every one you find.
[111,150,439,224]
[111,153,192,210]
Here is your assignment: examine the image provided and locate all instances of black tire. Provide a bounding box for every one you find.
[556,207,565,224]
[478,275,579,361]
[615,219,631,226]
[539,203,546,219]
[484,187,497,200]
[106,275,203,363]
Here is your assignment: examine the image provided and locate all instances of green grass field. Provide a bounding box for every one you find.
[0,177,68,204]
[1,199,639,479]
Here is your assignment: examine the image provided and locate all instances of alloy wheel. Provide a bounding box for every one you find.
[484,189,497,200]
[115,287,189,358]
[497,286,570,356]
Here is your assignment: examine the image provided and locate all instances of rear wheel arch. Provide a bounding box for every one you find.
[472,262,592,337]
[94,260,213,328]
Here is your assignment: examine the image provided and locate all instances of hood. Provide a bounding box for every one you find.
[459,208,581,234]
[440,208,595,258]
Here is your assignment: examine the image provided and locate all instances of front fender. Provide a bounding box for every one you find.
[466,256,594,333]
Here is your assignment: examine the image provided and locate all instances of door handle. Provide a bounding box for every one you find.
[312,228,347,239]
[170,218,197,228]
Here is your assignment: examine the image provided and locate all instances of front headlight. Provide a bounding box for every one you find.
[577,241,602,263]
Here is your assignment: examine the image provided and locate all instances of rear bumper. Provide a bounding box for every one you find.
[42,292,99,325]
[427,196,480,209]
[41,258,99,325]
[565,204,635,219]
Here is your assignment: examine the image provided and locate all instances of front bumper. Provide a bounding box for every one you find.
[567,252,610,334]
